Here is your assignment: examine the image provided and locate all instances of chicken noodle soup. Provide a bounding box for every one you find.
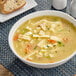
[13,16,76,63]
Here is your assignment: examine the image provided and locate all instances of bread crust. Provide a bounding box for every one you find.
[0,0,7,4]
[0,0,26,14]
[0,64,14,76]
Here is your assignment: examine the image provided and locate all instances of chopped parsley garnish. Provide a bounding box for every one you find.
[34,46,37,49]
[46,45,49,48]
[57,41,64,47]
[57,41,62,44]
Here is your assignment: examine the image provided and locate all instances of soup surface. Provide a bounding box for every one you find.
[13,16,76,63]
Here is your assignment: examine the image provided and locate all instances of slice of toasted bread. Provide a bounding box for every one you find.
[0,0,26,14]
[0,64,14,76]
[0,0,7,4]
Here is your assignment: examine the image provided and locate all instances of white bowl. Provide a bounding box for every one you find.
[8,10,76,68]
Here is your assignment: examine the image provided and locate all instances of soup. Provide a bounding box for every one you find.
[13,16,76,63]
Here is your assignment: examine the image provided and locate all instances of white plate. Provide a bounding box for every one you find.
[0,0,37,22]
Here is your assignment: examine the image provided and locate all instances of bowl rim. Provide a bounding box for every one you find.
[8,10,76,66]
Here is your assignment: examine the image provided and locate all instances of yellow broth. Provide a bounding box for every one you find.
[13,16,76,63]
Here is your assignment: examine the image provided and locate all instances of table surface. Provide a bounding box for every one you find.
[0,0,76,76]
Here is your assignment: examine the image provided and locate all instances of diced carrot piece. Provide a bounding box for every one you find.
[27,44,32,49]
[13,33,19,41]
[49,61,54,63]
[48,39,57,44]
[24,48,29,54]
[26,58,32,61]
[24,43,33,54]
[63,38,68,43]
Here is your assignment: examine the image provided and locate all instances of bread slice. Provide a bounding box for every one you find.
[0,0,7,4]
[0,0,26,14]
[0,64,14,76]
